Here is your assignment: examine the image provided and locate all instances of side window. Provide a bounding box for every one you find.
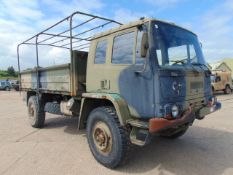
[189,44,197,63]
[216,76,221,82]
[94,40,107,64]
[112,32,134,64]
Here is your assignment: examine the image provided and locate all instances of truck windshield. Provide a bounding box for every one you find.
[152,21,206,67]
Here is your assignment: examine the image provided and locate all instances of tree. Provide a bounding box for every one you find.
[7,66,16,76]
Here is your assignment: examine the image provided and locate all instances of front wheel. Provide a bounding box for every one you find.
[224,85,231,94]
[86,106,131,169]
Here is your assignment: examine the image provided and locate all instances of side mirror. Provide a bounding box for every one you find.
[141,32,149,57]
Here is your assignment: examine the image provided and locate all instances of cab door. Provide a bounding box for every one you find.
[106,27,154,118]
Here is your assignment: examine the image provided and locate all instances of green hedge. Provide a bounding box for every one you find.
[0,71,9,77]
[0,70,18,80]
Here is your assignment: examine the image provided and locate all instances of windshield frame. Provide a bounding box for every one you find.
[151,21,206,68]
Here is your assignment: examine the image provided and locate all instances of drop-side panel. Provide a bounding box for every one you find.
[20,64,71,94]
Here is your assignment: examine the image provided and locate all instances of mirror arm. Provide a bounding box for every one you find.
[135,51,149,75]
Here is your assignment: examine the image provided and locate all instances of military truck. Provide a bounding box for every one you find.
[211,70,232,94]
[17,11,221,168]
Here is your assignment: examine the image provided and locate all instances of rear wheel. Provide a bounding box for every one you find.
[86,106,131,169]
[28,96,45,128]
[224,85,231,94]
[159,125,189,139]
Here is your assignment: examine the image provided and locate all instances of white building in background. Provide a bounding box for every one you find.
[209,61,232,72]
[209,60,233,80]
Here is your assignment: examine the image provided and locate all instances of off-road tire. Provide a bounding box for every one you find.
[44,102,62,115]
[224,85,231,94]
[86,106,131,169]
[28,96,45,128]
[159,125,189,139]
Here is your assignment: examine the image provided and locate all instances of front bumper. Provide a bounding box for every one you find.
[149,102,221,133]
[196,101,221,118]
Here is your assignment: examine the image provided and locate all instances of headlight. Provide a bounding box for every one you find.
[171,105,179,118]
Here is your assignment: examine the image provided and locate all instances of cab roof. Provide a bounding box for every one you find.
[91,18,197,40]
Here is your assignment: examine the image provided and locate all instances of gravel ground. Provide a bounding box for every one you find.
[0,91,233,175]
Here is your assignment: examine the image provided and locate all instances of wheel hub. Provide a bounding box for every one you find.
[29,104,34,116]
[92,121,112,154]
[28,103,35,124]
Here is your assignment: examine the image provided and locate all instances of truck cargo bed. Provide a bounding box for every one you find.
[21,64,71,94]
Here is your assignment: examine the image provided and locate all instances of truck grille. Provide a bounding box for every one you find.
[190,81,203,89]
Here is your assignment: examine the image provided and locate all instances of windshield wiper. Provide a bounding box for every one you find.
[170,58,188,65]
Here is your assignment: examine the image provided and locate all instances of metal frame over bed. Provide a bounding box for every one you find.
[17,11,122,94]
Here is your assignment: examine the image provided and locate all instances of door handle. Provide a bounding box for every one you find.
[100,79,110,89]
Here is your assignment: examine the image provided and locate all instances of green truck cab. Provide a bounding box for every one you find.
[18,11,221,168]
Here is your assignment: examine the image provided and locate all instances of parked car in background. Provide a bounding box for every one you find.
[211,70,233,94]
[9,80,19,91]
[0,80,11,91]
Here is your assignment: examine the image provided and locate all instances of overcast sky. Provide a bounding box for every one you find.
[0,0,233,70]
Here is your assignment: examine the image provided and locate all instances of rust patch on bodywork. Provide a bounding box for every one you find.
[149,107,194,133]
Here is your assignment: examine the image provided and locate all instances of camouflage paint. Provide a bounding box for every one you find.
[20,64,71,93]
[20,18,221,136]
[80,92,131,126]
[20,51,88,95]
[86,18,221,129]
